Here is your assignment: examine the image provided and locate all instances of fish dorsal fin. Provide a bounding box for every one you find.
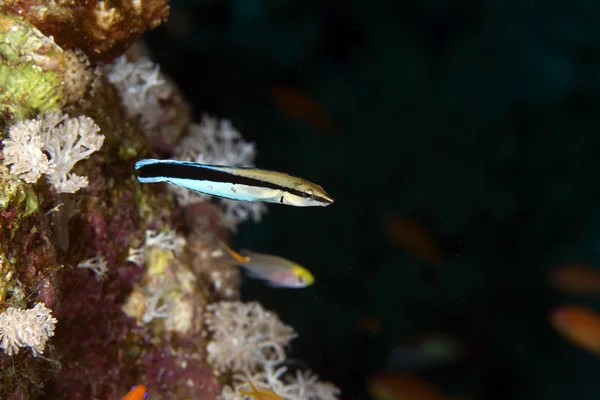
[219,241,251,264]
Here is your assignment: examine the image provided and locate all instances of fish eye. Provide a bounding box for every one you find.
[303,189,314,200]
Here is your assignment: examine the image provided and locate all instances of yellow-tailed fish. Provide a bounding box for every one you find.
[135,159,334,207]
[238,380,284,400]
[220,241,315,288]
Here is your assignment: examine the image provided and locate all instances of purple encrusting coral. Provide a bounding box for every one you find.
[141,343,221,400]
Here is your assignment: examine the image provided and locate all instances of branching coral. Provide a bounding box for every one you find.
[205,301,340,400]
[104,52,190,150]
[127,228,187,267]
[0,302,57,357]
[2,112,105,193]
[77,256,108,281]
[105,55,173,132]
[222,366,341,400]
[205,301,297,371]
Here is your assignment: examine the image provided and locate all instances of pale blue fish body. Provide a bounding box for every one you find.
[134,159,334,207]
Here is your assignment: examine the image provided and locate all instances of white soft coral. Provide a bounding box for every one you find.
[220,365,341,400]
[2,119,55,183]
[2,112,105,193]
[40,112,105,193]
[0,302,57,357]
[104,55,173,131]
[126,228,187,267]
[205,301,297,371]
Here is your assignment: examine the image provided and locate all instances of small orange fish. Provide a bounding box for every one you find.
[238,380,284,400]
[382,214,443,267]
[357,315,382,334]
[121,385,148,400]
[269,85,336,134]
[550,305,600,357]
[550,264,600,295]
[368,372,446,400]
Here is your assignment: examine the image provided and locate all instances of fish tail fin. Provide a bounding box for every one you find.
[219,241,250,264]
[134,158,163,170]
[238,381,259,397]
[135,159,168,183]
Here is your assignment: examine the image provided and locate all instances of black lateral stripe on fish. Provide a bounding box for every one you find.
[136,161,332,204]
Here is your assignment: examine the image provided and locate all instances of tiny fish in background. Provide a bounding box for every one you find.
[550,305,600,357]
[238,380,284,400]
[270,85,337,134]
[550,263,600,295]
[387,333,464,370]
[220,241,315,288]
[356,315,382,334]
[382,213,443,267]
[121,385,148,400]
[135,159,334,207]
[368,371,446,400]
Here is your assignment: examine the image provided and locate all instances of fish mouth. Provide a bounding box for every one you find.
[321,195,335,205]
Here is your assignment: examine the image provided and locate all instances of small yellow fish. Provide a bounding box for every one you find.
[220,242,315,288]
[239,380,284,400]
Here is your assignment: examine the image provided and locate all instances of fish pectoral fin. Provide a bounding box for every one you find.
[242,268,268,280]
[265,281,288,288]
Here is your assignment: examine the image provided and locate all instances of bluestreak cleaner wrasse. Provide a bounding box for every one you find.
[135,159,334,207]
[220,241,315,288]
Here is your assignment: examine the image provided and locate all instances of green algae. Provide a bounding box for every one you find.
[0,15,67,122]
[0,63,63,121]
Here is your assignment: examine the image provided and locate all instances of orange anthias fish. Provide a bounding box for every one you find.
[550,264,600,295]
[357,315,382,334]
[269,85,336,134]
[550,305,600,357]
[382,213,443,267]
[121,385,148,400]
[238,380,284,400]
[368,372,446,400]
